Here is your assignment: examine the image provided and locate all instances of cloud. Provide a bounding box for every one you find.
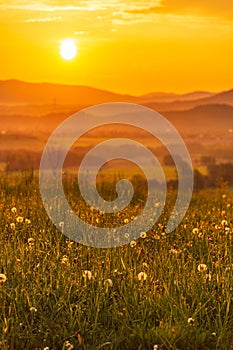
[23,16,62,23]
[124,0,233,20]
[0,0,162,13]
[0,3,95,12]
[123,6,163,15]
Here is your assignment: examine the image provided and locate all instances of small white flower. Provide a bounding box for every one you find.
[11,207,17,213]
[192,228,199,234]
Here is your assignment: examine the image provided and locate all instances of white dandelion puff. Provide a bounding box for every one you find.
[138,272,147,281]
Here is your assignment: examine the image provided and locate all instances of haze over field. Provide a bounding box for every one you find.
[0,80,232,174]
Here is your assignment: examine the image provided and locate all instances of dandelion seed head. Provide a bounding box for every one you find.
[61,255,69,264]
[169,248,178,255]
[140,231,147,239]
[83,270,92,280]
[28,237,34,244]
[16,216,24,223]
[192,228,199,234]
[130,240,137,248]
[104,279,113,287]
[0,273,7,283]
[30,306,37,312]
[221,219,228,226]
[188,317,194,325]
[142,262,149,269]
[138,271,147,281]
[197,264,208,272]
[65,340,74,350]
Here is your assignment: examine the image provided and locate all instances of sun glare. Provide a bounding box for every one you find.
[60,39,77,60]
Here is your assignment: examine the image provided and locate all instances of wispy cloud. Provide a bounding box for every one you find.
[0,4,95,12]
[23,16,62,22]
[123,0,233,20]
[0,0,162,13]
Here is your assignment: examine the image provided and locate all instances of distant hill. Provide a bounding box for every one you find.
[0,79,232,120]
[0,79,135,106]
[163,104,233,132]
[1,80,232,110]
[1,103,232,135]
[145,90,233,111]
[139,91,215,103]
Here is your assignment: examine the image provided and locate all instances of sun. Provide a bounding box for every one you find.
[60,39,77,61]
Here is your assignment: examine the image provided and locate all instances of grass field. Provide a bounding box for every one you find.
[0,173,232,350]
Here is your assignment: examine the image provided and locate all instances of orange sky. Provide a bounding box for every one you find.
[0,0,233,94]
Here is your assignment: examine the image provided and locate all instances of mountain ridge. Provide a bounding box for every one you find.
[0,80,232,112]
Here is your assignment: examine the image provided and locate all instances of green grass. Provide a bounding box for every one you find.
[0,173,232,349]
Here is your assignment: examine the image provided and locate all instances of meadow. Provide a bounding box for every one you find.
[0,172,232,350]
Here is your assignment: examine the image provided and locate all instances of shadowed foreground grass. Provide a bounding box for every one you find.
[0,173,232,349]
